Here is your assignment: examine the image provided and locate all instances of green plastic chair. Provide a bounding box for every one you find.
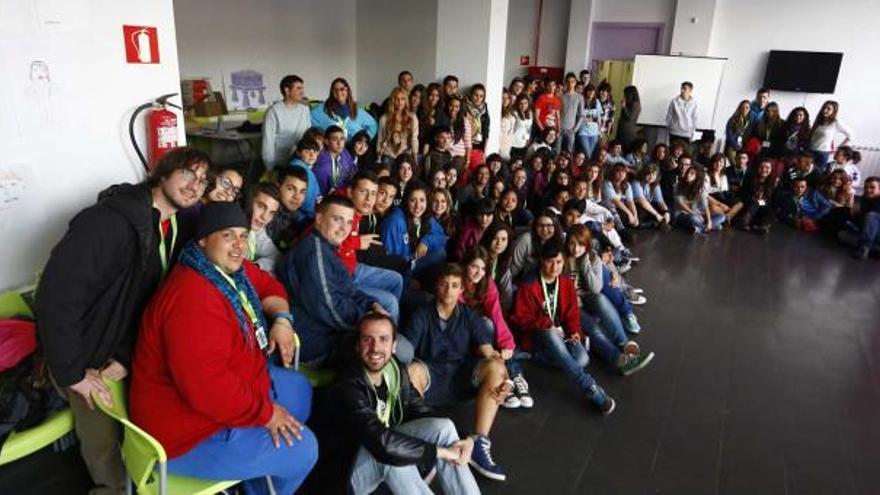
[93,379,239,495]
[0,289,75,467]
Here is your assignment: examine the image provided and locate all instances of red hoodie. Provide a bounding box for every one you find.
[130,260,287,458]
[511,273,582,351]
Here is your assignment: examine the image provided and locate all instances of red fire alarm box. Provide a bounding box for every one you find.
[527,66,563,82]
[123,25,160,64]
[520,56,530,66]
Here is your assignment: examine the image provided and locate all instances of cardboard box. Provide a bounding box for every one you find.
[192,91,227,117]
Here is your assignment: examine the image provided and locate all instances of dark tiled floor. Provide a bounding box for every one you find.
[2,227,878,494]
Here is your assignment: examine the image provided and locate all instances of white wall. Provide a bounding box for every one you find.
[509,0,674,84]
[708,0,880,145]
[0,0,183,291]
[670,0,717,56]
[356,0,437,105]
[504,0,538,83]
[175,0,357,106]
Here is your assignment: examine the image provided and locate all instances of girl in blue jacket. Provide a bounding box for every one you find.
[381,180,448,284]
[310,77,378,141]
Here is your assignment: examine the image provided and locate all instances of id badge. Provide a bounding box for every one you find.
[762,140,771,148]
[255,326,269,350]
[758,199,767,207]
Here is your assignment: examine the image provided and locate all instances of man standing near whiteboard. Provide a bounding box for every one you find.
[666,81,698,145]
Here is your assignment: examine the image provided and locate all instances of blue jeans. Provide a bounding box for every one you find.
[675,212,725,233]
[167,366,318,495]
[532,329,604,405]
[561,129,577,154]
[582,296,627,364]
[577,134,599,159]
[349,417,480,495]
[813,150,833,173]
[354,263,402,323]
[860,212,880,249]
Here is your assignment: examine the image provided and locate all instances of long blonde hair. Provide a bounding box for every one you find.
[385,87,414,138]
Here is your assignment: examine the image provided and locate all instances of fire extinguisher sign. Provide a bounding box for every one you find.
[123,25,160,64]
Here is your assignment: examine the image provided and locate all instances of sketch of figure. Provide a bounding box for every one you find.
[28,60,54,124]
[0,170,27,211]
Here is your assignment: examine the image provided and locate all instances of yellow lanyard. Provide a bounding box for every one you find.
[158,215,178,277]
[246,231,257,261]
[214,266,261,330]
[541,277,559,324]
[414,219,421,239]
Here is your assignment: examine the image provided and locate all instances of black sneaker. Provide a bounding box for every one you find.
[512,374,534,408]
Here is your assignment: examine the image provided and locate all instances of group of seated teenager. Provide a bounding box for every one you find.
[34,70,876,495]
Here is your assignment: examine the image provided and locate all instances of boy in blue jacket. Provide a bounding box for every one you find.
[279,196,412,365]
[778,177,833,232]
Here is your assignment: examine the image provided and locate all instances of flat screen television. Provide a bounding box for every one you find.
[763,50,843,93]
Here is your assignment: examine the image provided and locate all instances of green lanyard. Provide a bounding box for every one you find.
[158,215,178,277]
[213,266,266,349]
[491,258,498,280]
[541,277,559,324]
[246,231,257,261]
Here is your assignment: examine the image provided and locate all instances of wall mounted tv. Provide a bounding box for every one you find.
[763,50,843,93]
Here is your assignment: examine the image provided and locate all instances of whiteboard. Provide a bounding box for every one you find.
[632,54,727,129]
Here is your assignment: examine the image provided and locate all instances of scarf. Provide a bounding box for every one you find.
[179,240,267,345]
[466,101,487,141]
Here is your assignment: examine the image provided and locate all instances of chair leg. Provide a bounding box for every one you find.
[159,462,168,495]
[126,477,132,495]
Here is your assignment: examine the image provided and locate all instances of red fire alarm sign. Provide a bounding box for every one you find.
[123,25,160,64]
[520,56,530,66]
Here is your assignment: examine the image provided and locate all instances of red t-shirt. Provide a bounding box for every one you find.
[534,94,561,129]
[130,260,287,458]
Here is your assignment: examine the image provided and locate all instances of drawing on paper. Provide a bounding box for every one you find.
[0,170,27,211]
[228,70,267,111]
[28,60,55,124]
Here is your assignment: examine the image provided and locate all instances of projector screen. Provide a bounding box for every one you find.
[632,54,727,130]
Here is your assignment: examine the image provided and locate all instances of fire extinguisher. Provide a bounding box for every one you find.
[129,93,181,172]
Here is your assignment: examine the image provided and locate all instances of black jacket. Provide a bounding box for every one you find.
[317,356,438,480]
[35,182,187,387]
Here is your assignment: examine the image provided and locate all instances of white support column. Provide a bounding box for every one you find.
[670,0,719,56]
[435,0,509,154]
[564,0,596,74]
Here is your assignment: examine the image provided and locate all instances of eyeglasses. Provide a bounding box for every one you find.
[217,175,242,199]
[180,168,209,190]
[537,222,555,229]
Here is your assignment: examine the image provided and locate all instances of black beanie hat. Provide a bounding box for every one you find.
[195,202,249,240]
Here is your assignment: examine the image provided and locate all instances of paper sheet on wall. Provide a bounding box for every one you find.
[0,162,46,232]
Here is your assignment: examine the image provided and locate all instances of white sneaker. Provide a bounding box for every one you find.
[631,288,645,295]
[502,394,521,409]
[629,294,647,306]
[512,374,534,408]
[617,261,632,274]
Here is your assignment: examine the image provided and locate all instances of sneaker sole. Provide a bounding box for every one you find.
[468,460,507,481]
[622,351,655,376]
[601,397,616,416]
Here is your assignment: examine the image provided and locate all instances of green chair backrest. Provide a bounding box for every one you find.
[0,290,33,319]
[94,379,169,493]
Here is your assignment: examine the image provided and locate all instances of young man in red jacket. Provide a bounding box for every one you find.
[511,239,616,415]
[130,202,317,494]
